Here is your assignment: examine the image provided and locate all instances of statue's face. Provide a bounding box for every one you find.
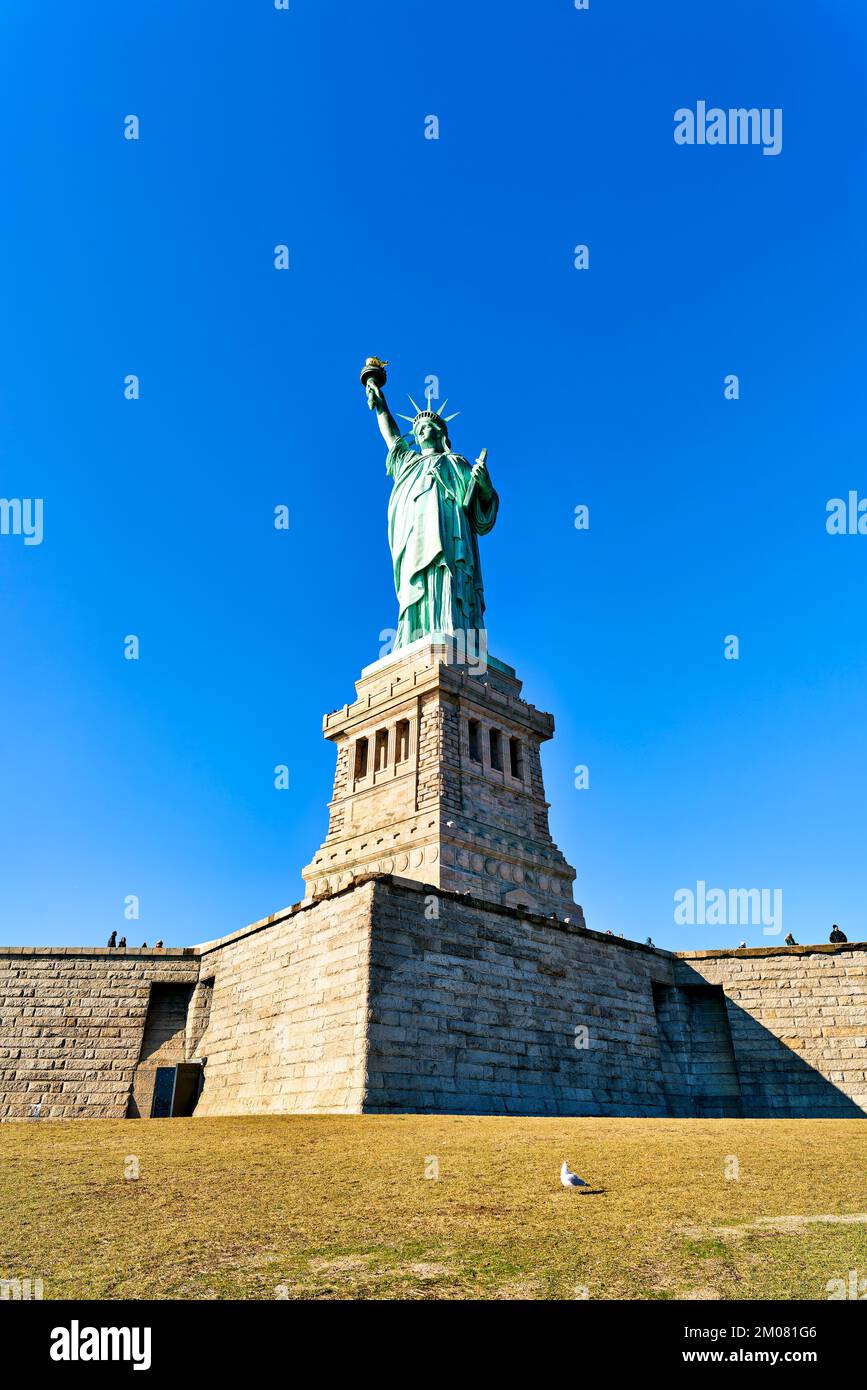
[415,418,447,451]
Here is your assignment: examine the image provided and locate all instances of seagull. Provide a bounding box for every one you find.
[560,1160,589,1189]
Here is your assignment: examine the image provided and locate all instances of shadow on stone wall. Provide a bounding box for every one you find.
[651,982,743,1118]
[674,963,864,1119]
[717,996,863,1118]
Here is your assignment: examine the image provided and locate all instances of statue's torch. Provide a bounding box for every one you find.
[360,356,388,409]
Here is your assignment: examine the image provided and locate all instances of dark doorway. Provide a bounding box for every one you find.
[171,1062,204,1116]
[150,1066,177,1118]
[149,1061,204,1118]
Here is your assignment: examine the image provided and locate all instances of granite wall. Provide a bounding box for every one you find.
[1,877,864,1120]
[191,887,373,1116]
[363,878,675,1115]
[677,946,867,1117]
[0,949,199,1120]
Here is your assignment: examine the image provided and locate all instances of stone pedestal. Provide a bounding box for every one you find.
[302,636,583,921]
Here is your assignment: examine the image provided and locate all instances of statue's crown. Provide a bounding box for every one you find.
[412,408,446,429]
[397,395,460,433]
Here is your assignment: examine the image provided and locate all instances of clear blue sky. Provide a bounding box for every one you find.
[1,0,865,951]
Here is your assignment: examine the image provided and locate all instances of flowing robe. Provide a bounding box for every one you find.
[386,436,498,649]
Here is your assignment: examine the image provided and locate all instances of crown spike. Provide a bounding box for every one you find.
[407,395,423,414]
[396,413,415,423]
[443,411,460,422]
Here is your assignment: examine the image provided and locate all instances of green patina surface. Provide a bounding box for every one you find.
[362,358,498,649]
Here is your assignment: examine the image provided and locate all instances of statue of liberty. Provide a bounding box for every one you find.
[361,358,499,651]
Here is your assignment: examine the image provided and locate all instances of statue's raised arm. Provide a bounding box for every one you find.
[361,358,401,452]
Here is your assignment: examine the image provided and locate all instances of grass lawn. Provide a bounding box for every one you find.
[1,1115,865,1300]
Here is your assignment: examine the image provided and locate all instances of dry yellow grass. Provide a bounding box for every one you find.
[1,1115,865,1300]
